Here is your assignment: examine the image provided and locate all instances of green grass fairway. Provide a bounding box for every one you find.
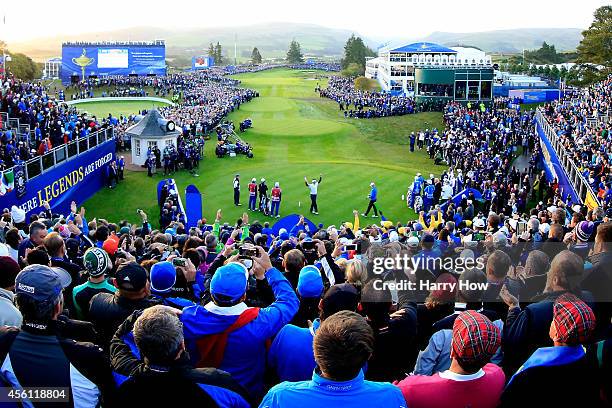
[84,69,444,227]
[72,100,171,119]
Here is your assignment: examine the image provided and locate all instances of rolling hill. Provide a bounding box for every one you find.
[9,23,583,62]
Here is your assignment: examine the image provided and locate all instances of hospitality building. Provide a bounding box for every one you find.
[366,42,494,104]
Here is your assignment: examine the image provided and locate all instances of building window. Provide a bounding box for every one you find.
[480,81,492,99]
[148,141,158,152]
[455,81,467,99]
[135,139,141,156]
[418,83,453,97]
[468,81,480,99]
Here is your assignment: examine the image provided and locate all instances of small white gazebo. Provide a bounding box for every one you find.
[126,110,181,166]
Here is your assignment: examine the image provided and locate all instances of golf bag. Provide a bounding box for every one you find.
[413,195,424,213]
[259,195,271,216]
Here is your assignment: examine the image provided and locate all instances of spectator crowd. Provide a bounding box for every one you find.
[0,66,610,408]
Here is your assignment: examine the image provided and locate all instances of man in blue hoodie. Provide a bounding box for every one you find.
[260,310,406,408]
[181,247,299,398]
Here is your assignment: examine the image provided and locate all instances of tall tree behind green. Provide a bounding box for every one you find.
[341,34,376,74]
[5,52,40,80]
[577,5,612,75]
[214,42,224,65]
[286,40,304,64]
[251,47,262,64]
[207,43,216,62]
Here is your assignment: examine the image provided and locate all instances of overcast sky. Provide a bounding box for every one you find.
[0,0,608,43]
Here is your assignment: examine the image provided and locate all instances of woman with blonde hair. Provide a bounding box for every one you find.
[346,259,368,290]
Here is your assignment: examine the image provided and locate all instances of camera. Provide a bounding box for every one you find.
[238,246,259,258]
[344,243,357,251]
[301,241,316,251]
[172,257,187,267]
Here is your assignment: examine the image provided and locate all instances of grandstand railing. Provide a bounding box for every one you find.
[535,109,601,206]
[6,127,114,182]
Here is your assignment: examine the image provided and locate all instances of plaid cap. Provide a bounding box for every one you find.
[552,294,596,345]
[451,310,501,366]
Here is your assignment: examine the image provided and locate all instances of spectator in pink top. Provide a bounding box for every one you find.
[395,310,505,408]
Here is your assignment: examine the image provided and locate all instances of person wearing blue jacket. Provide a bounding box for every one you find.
[260,310,406,408]
[268,278,360,383]
[181,247,299,399]
[362,182,379,218]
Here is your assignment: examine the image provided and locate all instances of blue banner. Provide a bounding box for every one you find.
[61,45,166,84]
[185,184,203,229]
[0,140,115,218]
[271,214,317,236]
[535,120,580,204]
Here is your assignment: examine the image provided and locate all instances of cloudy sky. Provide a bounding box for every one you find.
[0,0,607,43]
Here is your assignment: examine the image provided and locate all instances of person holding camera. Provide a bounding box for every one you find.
[180,246,299,399]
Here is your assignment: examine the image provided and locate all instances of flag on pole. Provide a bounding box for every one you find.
[0,169,15,196]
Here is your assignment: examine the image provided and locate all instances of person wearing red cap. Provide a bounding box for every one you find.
[395,310,505,408]
[501,294,599,407]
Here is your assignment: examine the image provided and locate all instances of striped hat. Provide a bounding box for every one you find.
[451,310,501,367]
[84,247,111,277]
[575,221,594,242]
[552,294,596,345]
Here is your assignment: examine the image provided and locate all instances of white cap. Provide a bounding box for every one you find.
[252,178,256,182]
[407,236,420,248]
[370,182,375,187]
[261,178,265,182]
[275,182,279,187]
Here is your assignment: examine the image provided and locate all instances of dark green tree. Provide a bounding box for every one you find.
[559,65,568,80]
[286,40,304,64]
[214,42,223,65]
[341,34,375,74]
[207,43,216,60]
[576,5,612,81]
[550,65,560,79]
[251,47,262,64]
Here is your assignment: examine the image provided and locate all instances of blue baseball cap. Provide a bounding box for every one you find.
[150,261,176,294]
[297,265,324,298]
[210,262,249,302]
[15,265,64,304]
[414,223,423,232]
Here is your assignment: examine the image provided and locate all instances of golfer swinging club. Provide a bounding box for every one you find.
[304,174,322,215]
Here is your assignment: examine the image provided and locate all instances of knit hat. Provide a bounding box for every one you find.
[119,226,131,235]
[575,221,594,242]
[210,262,249,303]
[297,265,324,298]
[407,236,420,248]
[115,262,148,292]
[58,224,71,239]
[150,261,177,294]
[102,238,119,255]
[0,256,20,288]
[451,310,501,367]
[10,205,25,224]
[83,247,111,277]
[552,294,596,345]
[320,283,359,318]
